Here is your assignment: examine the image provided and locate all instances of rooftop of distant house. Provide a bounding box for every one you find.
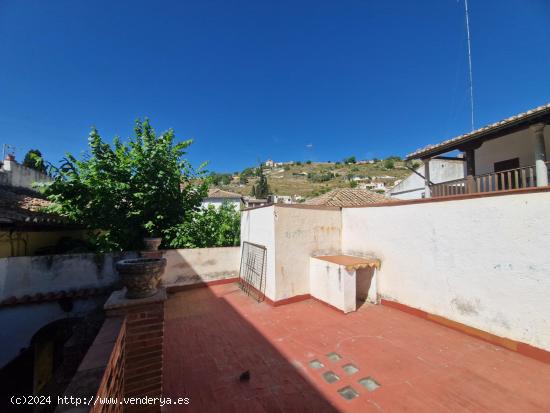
[0,185,71,229]
[206,188,243,199]
[305,188,391,207]
[407,101,550,160]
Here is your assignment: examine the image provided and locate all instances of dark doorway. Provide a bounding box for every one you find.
[494,157,520,189]
[356,268,375,310]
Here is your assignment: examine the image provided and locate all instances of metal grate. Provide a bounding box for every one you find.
[239,241,267,302]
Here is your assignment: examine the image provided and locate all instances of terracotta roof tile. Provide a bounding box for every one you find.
[206,188,243,199]
[0,185,71,227]
[305,188,391,207]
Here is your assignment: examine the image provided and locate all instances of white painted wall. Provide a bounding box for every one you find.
[309,257,356,313]
[201,199,241,210]
[342,191,550,351]
[0,160,52,189]
[475,128,550,175]
[241,206,276,300]
[162,247,240,287]
[389,159,465,200]
[274,207,341,300]
[0,252,136,300]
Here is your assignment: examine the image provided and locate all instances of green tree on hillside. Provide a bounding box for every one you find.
[252,166,270,198]
[384,159,395,169]
[343,156,356,164]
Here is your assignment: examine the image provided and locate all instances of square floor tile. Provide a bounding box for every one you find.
[338,386,359,400]
[326,352,342,361]
[309,359,324,369]
[322,371,340,384]
[342,363,359,375]
[358,376,381,392]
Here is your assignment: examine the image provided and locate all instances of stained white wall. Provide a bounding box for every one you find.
[241,206,276,300]
[274,207,341,300]
[309,257,355,313]
[342,191,550,351]
[0,160,52,189]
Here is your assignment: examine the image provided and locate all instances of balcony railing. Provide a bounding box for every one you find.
[430,162,550,198]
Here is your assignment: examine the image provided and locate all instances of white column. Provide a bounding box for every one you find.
[423,159,431,198]
[530,123,548,187]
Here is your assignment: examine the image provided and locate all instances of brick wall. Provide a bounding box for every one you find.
[104,289,166,413]
[57,317,126,413]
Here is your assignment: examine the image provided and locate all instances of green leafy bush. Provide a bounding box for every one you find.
[43,119,208,251]
[165,203,240,248]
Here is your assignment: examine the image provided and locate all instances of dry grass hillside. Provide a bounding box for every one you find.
[215,159,416,199]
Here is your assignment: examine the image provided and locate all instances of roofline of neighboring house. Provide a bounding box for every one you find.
[406,102,550,160]
[241,203,341,212]
[243,186,550,211]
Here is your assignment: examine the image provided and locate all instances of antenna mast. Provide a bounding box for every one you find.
[464,0,475,131]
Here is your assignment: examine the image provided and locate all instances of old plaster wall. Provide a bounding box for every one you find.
[342,191,550,350]
[274,206,341,301]
[240,206,277,300]
[161,247,240,287]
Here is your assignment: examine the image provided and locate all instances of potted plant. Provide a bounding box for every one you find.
[143,221,162,251]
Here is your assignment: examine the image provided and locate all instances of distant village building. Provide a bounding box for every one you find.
[264,159,274,167]
[202,188,243,210]
[267,194,293,204]
[243,197,268,208]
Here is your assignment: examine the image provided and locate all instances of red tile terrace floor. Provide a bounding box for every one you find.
[164,283,550,412]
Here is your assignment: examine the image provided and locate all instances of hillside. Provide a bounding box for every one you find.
[213,159,416,199]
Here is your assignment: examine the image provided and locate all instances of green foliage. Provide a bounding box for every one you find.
[385,155,402,161]
[295,161,302,166]
[349,180,358,188]
[165,203,240,248]
[383,159,395,169]
[343,155,356,164]
[23,149,47,174]
[252,166,269,198]
[43,119,208,251]
[209,172,232,186]
[283,164,291,171]
[306,160,312,164]
[308,171,335,183]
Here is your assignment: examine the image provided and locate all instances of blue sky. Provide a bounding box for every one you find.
[1,1,549,173]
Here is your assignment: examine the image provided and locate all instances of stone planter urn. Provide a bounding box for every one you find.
[143,237,162,251]
[116,258,167,299]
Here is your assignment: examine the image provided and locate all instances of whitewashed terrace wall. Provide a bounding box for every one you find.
[0,247,240,368]
[162,247,240,287]
[241,206,276,300]
[342,191,550,351]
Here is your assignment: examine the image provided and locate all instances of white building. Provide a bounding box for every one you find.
[389,158,465,200]
[201,188,243,210]
[406,102,550,197]
[0,155,52,189]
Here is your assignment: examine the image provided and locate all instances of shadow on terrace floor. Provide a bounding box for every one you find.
[164,283,338,413]
[164,283,550,413]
